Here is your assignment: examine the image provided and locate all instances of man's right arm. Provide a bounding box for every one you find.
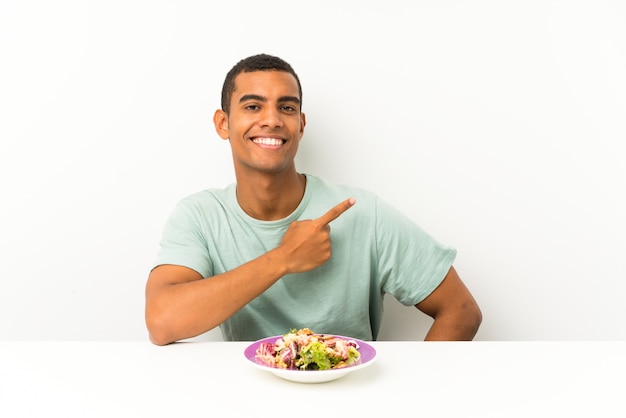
[145,198,356,345]
[145,248,289,346]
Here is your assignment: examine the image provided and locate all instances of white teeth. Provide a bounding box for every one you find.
[252,137,283,146]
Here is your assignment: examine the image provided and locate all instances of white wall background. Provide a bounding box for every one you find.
[1,0,625,341]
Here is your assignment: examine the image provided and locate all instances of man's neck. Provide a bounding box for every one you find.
[235,171,306,221]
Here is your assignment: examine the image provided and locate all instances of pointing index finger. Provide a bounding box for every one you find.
[316,198,356,225]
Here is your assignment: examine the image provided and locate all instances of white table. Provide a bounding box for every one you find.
[1,341,624,417]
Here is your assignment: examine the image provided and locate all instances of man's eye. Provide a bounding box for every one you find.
[281,105,296,113]
[245,104,260,111]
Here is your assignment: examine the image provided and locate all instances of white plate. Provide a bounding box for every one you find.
[243,334,377,383]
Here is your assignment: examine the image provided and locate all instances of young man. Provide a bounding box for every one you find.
[145,54,482,345]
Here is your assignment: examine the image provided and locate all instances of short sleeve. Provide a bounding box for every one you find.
[154,200,213,278]
[375,197,456,306]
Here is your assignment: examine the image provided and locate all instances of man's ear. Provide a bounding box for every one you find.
[213,109,229,139]
[300,112,306,135]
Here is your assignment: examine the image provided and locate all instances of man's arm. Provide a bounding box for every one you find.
[416,266,482,340]
[145,249,289,346]
[145,198,355,345]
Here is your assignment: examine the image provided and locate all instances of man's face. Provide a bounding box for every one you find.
[214,70,306,176]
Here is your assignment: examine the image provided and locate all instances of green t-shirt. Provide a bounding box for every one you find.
[155,174,456,341]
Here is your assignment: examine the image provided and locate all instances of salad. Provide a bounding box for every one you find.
[255,328,361,371]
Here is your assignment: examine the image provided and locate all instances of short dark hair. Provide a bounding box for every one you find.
[220,53,302,114]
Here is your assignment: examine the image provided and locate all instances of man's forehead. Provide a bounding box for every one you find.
[233,70,299,96]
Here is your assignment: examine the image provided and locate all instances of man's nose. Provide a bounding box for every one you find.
[259,107,284,128]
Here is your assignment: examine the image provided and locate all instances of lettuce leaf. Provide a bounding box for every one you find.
[297,341,334,370]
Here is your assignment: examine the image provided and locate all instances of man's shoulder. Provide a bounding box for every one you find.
[174,184,234,212]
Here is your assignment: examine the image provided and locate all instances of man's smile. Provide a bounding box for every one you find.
[251,137,286,147]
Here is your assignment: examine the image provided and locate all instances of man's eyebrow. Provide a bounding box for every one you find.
[239,94,266,103]
[277,95,301,105]
[238,94,301,105]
